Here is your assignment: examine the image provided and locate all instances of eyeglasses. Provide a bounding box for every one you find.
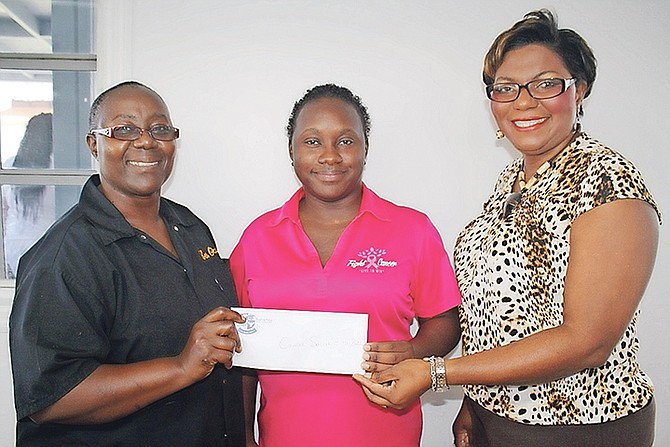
[486,78,576,103]
[501,191,522,219]
[89,124,180,141]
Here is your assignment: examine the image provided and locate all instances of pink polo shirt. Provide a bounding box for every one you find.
[230,184,461,447]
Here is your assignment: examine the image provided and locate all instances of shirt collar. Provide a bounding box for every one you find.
[79,174,198,245]
[269,182,391,227]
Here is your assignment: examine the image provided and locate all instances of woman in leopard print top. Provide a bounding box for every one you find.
[355,9,660,446]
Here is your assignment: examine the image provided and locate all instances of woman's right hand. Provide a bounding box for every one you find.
[176,307,245,383]
[353,358,431,409]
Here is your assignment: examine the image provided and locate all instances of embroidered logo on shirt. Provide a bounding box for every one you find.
[198,246,218,261]
[347,247,398,273]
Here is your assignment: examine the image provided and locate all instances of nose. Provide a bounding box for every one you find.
[514,86,538,109]
[133,128,158,148]
[318,142,343,164]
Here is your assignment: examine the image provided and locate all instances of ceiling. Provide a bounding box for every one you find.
[0,0,53,53]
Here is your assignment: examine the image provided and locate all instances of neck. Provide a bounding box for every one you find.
[99,184,162,226]
[299,190,362,226]
[521,130,580,181]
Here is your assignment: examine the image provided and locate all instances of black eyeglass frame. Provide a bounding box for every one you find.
[89,124,180,141]
[486,78,577,103]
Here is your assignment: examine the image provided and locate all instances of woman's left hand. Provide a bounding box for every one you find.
[360,341,415,373]
[353,358,431,409]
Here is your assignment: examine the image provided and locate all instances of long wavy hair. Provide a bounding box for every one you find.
[11,113,53,221]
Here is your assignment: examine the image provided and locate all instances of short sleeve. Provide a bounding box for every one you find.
[10,261,112,420]
[573,149,661,223]
[410,216,462,318]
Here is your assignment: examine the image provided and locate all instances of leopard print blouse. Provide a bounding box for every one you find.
[454,133,660,424]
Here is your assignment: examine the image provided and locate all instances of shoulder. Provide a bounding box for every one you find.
[361,190,448,248]
[160,197,206,225]
[364,188,434,227]
[568,134,639,174]
[245,205,284,230]
[562,134,660,221]
[18,204,88,271]
[14,205,106,310]
[234,206,286,251]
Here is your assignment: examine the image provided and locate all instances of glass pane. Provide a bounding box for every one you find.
[2,183,81,279]
[0,0,94,54]
[0,69,95,170]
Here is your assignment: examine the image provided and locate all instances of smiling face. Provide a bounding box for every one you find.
[86,85,176,202]
[491,44,586,165]
[290,97,367,205]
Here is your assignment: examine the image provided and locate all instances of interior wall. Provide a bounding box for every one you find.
[2,1,668,445]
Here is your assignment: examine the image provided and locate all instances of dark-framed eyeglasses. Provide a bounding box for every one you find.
[486,78,577,103]
[501,191,522,219]
[89,124,180,141]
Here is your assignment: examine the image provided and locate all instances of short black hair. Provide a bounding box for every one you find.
[483,9,597,115]
[88,80,161,129]
[286,84,371,147]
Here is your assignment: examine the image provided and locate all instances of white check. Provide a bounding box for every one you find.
[231,307,368,375]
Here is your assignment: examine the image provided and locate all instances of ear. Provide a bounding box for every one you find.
[575,80,588,109]
[288,143,294,162]
[86,134,99,159]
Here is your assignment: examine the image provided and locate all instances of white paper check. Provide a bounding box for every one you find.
[231,307,368,375]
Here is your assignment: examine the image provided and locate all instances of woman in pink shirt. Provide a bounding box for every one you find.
[230,84,461,447]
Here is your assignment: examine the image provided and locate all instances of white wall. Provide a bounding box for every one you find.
[2,0,669,445]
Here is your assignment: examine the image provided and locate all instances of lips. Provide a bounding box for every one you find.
[512,117,547,129]
[314,169,346,181]
[128,160,160,167]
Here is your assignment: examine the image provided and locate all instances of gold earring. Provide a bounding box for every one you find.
[495,129,504,140]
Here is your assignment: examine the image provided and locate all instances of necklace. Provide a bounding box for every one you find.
[517,159,551,190]
[517,130,582,190]
[503,160,551,219]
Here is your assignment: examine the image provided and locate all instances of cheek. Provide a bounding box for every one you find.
[543,94,577,118]
[165,144,177,159]
[97,145,123,164]
[490,102,508,127]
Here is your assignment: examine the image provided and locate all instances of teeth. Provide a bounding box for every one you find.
[128,161,159,167]
[514,118,546,128]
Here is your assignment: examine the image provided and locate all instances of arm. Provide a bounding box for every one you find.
[32,307,244,424]
[242,369,259,447]
[362,215,462,372]
[412,308,461,358]
[361,308,460,373]
[355,199,659,408]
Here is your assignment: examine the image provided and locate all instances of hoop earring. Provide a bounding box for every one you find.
[495,129,504,140]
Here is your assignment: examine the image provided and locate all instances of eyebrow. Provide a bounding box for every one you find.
[109,113,170,122]
[299,127,360,135]
[495,70,560,82]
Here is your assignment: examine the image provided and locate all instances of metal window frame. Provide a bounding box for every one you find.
[0,52,96,71]
[0,53,97,285]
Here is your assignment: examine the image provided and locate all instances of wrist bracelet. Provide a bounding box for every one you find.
[423,356,448,392]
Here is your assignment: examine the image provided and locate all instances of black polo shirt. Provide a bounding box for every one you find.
[10,175,244,446]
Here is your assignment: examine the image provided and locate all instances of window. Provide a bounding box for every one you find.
[0,0,96,280]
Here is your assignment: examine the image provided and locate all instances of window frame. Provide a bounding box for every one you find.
[0,44,97,287]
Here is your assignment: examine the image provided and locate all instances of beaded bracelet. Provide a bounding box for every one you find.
[423,356,448,392]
